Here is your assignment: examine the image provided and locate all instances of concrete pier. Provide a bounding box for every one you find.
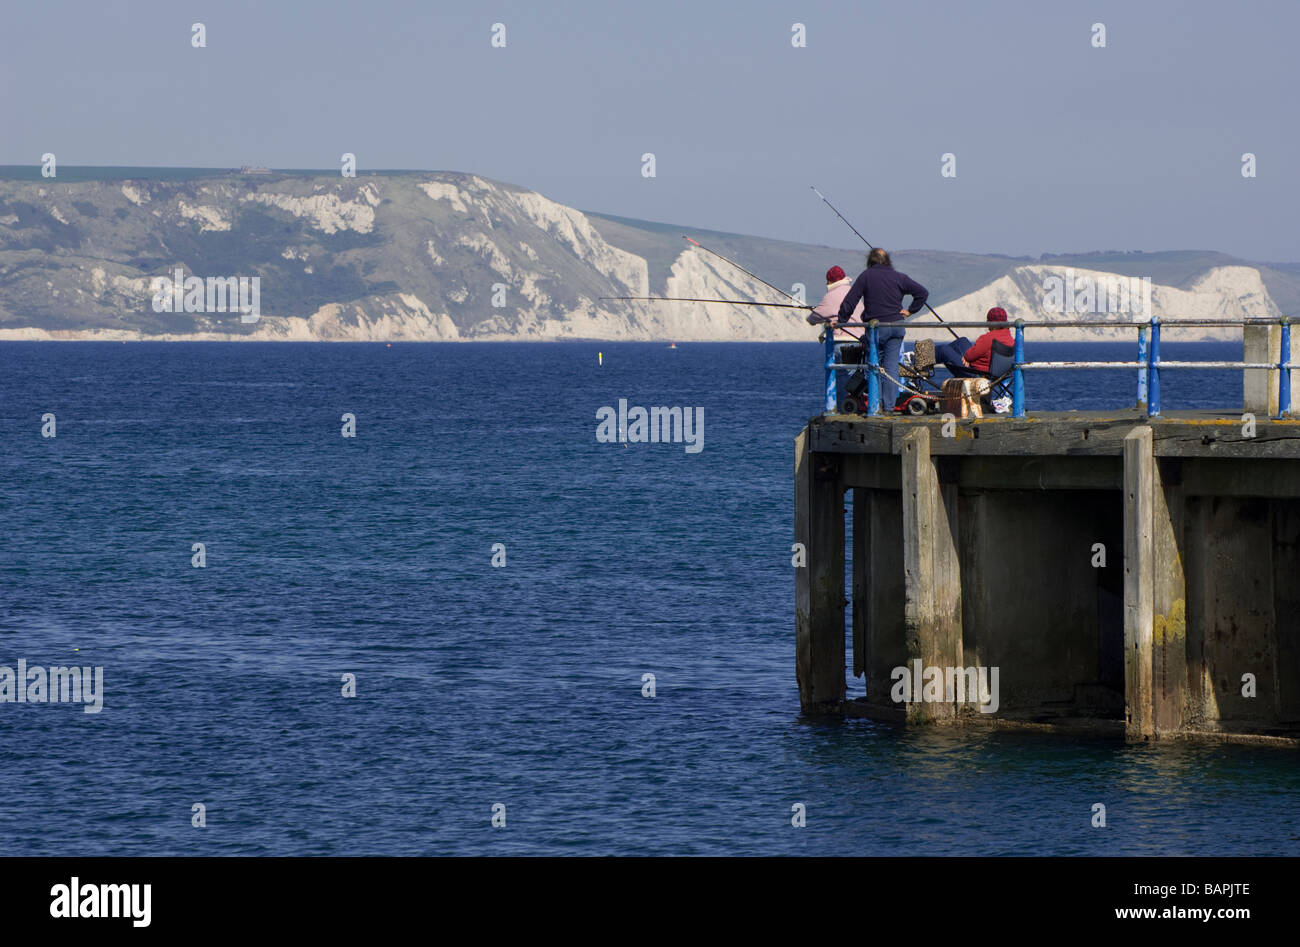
[794,410,1300,742]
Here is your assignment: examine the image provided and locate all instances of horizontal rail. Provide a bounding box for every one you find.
[1022,361,1147,369]
[831,317,1291,330]
[1023,361,1290,371]
[831,361,1292,371]
[1154,361,1288,370]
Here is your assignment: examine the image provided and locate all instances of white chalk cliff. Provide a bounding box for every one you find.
[0,171,1288,342]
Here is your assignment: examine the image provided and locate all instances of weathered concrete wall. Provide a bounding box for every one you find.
[1183,493,1300,733]
[960,487,1124,716]
[799,414,1300,740]
[900,430,963,722]
[794,431,845,711]
[1273,501,1300,725]
[851,458,1126,719]
[860,489,905,709]
[1151,459,1188,733]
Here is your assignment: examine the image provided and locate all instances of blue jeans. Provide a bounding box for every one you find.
[876,325,906,410]
[935,337,979,377]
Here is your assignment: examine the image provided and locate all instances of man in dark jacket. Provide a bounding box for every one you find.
[837,248,929,412]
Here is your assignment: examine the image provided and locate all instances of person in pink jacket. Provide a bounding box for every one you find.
[807,266,865,407]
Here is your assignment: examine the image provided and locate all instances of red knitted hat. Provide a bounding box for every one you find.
[825,266,846,283]
[987,307,1008,322]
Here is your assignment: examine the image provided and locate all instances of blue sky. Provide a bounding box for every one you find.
[2,0,1296,260]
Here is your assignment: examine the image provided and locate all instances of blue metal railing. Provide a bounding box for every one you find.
[821,316,1295,419]
[1136,325,1148,410]
[867,322,880,417]
[1283,320,1293,416]
[823,329,836,413]
[1013,322,1025,419]
[1149,316,1161,416]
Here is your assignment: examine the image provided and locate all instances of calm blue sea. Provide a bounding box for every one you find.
[1,340,1296,856]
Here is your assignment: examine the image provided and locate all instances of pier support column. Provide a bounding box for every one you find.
[1152,460,1187,733]
[1124,428,1186,739]
[851,488,868,680]
[1124,428,1156,740]
[795,430,846,712]
[901,428,963,723]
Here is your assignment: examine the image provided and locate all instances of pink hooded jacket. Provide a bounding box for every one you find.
[809,278,864,341]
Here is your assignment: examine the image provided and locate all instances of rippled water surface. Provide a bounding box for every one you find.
[1,341,1295,855]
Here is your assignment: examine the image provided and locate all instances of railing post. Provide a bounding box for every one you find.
[823,328,836,413]
[1280,317,1292,419]
[1012,320,1025,418]
[1243,321,1277,416]
[867,321,881,416]
[1136,324,1149,410]
[1148,315,1161,417]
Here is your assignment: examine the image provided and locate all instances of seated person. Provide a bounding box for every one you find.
[935,306,1013,377]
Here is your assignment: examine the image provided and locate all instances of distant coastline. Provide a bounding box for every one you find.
[0,327,1246,344]
[0,165,429,182]
[0,169,1289,342]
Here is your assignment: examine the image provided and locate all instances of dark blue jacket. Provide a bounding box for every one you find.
[837,265,929,325]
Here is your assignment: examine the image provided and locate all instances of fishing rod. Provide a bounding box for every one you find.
[600,295,812,309]
[810,185,961,341]
[681,236,801,304]
[601,295,864,342]
[811,186,875,251]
